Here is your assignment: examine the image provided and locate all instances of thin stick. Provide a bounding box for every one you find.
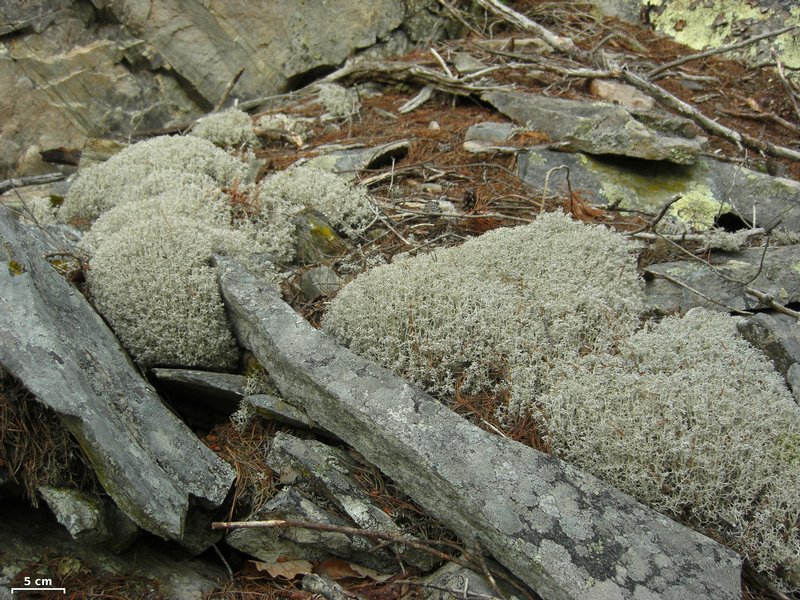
[647,25,798,78]
[430,47,454,78]
[744,287,800,319]
[621,69,800,162]
[213,68,246,113]
[472,0,588,61]
[0,172,66,195]
[633,228,766,242]
[632,195,682,233]
[649,271,753,315]
[213,518,469,566]
[771,45,800,122]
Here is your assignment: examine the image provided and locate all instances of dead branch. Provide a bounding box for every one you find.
[324,60,509,97]
[0,172,66,195]
[621,69,800,162]
[472,0,589,62]
[632,228,766,242]
[647,25,798,78]
[744,287,800,319]
[632,195,682,233]
[213,68,246,113]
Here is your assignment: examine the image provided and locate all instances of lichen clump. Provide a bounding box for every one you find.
[60,135,248,223]
[527,309,800,589]
[189,109,257,149]
[324,211,644,396]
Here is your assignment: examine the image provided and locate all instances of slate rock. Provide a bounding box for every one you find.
[151,368,247,402]
[421,562,495,600]
[38,486,140,551]
[300,266,342,301]
[247,393,334,435]
[216,256,742,600]
[0,205,234,546]
[303,140,410,179]
[482,90,704,164]
[517,148,800,232]
[588,79,655,111]
[736,313,800,387]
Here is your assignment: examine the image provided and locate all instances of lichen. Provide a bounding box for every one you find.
[650,0,763,52]
[669,183,730,230]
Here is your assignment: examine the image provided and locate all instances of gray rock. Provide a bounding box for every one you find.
[300,266,342,301]
[0,205,234,547]
[588,79,655,111]
[216,256,742,600]
[303,140,410,179]
[267,432,435,570]
[227,487,397,571]
[293,210,351,265]
[453,52,489,75]
[0,12,199,177]
[645,245,800,314]
[517,148,800,232]
[151,368,247,402]
[464,122,516,144]
[0,0,75,35]
[788,364,800,405]
[736,313,800,377]
[247,393,333,434]
[482,90,704,164]
[95,0,412,108]
[38,486,140,551]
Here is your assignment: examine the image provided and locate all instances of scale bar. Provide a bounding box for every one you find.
[11,588,66,593]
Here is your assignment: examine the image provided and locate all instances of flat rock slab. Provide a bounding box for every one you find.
[482,90,703,164]
[517,148,800,232]
[216,257,742,600]
[0,206,234,544]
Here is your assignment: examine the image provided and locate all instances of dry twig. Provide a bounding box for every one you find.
[647,25,798,78]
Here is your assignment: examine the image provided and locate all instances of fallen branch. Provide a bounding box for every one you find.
[647,25,798,78]
[744,287,800,319]
[472,0,589,62]
[621,69,800,162]
[324,60,509,97]
[0,172,66,195]
[632,228,766,242]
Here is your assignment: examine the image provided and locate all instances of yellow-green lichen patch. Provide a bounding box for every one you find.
[7,260,25,277]
[775,7,800,71]
[669,184,730,230]
[792,262,800,276]
[650,0,764,52]
[580,153,698,213]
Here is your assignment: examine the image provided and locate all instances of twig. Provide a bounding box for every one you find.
[632,227,766,242]
[540,165,571,213]
[472,0,589,62]
[213,68,246,113]
[744,287,800,319]
[648,271,753,315]
[621,69,800,161]
[211,543,234,581]
[392,579,501,599]
[0,172,66,195]
[719,109,800,135]
[771,45,800,122]
[632,195,681,233]
[213,518,467,567]
[647,25,798,78]
[431,47,454,78]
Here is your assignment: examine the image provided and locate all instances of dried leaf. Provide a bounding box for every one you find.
[253,559,314,579]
